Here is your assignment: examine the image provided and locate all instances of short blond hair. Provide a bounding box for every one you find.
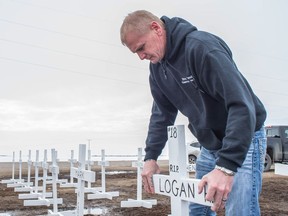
[120,10,163,46]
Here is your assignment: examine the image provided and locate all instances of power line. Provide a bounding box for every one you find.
[234,47,288,62]
[245,72,288,83]
[0,18,120,48]
[0,56,148,87]
[265,104,288,109]
[2,38,286,83]
[254,88,288,98]
[12,0,114,24]
[1,55,288,98]
[0,38,147,71]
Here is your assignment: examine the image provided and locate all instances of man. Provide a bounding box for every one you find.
[120,10,267,216]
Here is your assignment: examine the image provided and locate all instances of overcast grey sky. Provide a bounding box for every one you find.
[0,0,287,161]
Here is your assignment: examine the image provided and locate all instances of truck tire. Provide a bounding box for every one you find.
[264,153,272,172]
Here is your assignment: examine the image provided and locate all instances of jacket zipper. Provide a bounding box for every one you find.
[160,61,167,79]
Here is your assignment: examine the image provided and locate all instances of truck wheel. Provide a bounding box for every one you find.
[264,154,272,172]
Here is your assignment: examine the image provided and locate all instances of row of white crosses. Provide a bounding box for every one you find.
[1,125,211,215]
[49,144,103,216]
[10,150,38,193]
[1,146,100,215]
[1,151,26,186]
[22,149,54,204]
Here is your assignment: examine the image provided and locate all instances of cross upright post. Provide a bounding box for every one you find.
[27,150,32,185]
[77,144,87,216]
[99,149,109,192]
[121,147,157,208]
[86,147,94,189]
[70,144,96,216]
[19,151,22,182]
[60,150,78,188]
[34,150,41,194]
[69,150,77,184]
[40,149,51,200]
[12,151,15,180]
[87,149,119,200]
[46,148,64,215]
[153,125,212,216]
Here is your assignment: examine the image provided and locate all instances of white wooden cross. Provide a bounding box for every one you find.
[121,147,157,208]
[71,144,97,216]
[49,145,99,216]
[45,150,67,185]
[60,150,78,188]
[69,150,77,182]
[75,147,98,194]
[87,149,119,200]
[153,125,212,216]
[47,148,64,215]
[86,145,94,189]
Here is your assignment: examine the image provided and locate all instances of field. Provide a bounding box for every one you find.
[0,161,287,216]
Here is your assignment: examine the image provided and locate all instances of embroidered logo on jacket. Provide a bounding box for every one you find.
[181,75,194,84]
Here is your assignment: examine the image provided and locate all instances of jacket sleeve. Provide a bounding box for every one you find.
[144,74,178,161]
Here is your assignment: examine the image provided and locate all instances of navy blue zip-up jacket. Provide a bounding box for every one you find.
[144,16,267,172]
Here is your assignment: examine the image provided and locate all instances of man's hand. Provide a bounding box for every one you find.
[141,159,160,193]
[198,168,234,212]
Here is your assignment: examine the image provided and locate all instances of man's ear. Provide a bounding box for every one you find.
[150,21,162,35]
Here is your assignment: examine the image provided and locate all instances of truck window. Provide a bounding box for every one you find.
[266,128,280,138]
[285,129,288,138]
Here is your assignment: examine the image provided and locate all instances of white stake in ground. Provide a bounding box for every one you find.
[153,125,212,216]
[121,148,157,208]
[87,149,119,200]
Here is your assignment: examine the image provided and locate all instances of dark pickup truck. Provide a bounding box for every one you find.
[264,125,288,171]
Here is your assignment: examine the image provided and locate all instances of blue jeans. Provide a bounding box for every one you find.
[189,127,267,216]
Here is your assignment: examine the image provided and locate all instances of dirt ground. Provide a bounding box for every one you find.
[0,161,287,216]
